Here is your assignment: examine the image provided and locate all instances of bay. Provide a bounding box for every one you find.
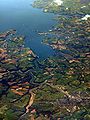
[0,0,56,59]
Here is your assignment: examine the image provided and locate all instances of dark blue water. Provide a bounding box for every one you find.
[0,0,56,59]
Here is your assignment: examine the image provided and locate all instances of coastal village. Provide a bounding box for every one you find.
[0,0,90,120]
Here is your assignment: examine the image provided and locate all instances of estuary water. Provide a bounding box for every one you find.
[0,0,56,59]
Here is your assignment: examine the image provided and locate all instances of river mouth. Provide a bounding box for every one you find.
[0,0,57,59]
